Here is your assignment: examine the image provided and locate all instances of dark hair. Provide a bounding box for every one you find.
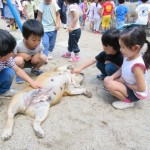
[118,0,125,4]
[120,26,150,69]
[0,29,16,57]
[141,0,148,3]
[22,19,44,39]
[66,0,79,4]
[101,28,120,52]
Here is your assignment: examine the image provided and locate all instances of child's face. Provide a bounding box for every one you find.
[119,39,139,59]
[0,52,14,61]
[44,0,52,4]
[103,44,116,55]
[24,34,42,50]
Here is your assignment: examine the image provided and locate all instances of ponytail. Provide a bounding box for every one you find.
[143,40,150,69]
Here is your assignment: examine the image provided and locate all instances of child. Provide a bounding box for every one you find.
[72,28,123,79]
[115,0,129,28]
[86,0,95,31]
[62,0,81,62]
[14,19,47,84]
[22,0,36,19]
[37,0,60,60]
[135,0,150,25]
[0,29,42,97]
[104,26,150,109]
[101,0,114,34]
[93,0,102,34]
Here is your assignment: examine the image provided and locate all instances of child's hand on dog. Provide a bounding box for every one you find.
[30,81,43,89]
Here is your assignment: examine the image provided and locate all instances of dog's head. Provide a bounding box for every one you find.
[71,73,85,88]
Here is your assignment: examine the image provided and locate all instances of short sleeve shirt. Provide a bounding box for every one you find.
[0,57,15,72]
[102,1,114,16]
[38,2,60,32]
[13,40,44,55]
[95,51,123,67]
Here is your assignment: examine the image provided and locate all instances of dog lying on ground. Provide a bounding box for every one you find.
[1,65,92,141]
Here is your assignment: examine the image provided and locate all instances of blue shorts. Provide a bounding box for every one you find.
[126,86,140,102]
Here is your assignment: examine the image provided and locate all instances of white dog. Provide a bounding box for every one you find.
[1,65,92,140]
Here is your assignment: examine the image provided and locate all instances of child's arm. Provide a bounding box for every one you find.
[126,66,146,92]
[72,58,97,74]
[68,10,79,32]
[111,68,122,79]
[37,10,42,21]
[56,10,60,30]
[13,65,42,89]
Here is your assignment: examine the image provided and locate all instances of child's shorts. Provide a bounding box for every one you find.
[126,86,140,102]
[24,60,34,68]
[102,15,111,28]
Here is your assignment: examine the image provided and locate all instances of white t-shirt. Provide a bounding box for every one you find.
[135,3,150,25]
[67,3,80,30]
[0,0,3,8]
[87,2,95,18]
[121,56,148,99]
[38,2,60,32]
[93,3,102,19]
[13,40,44,55]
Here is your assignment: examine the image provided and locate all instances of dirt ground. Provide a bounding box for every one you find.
[0,18,150,150]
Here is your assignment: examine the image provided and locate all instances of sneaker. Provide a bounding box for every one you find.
[0,89,18,97]
[16,76,24,84]
[62,52,71,58]
[97,74,106,80]
[48,52,53,60]
[31,68,43,76]
[69,56,79,62]
[112,101,134,109]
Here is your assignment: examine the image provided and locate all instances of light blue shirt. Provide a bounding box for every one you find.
[38,2,60,32]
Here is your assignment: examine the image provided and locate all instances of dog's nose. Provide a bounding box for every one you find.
[80,73,84,76]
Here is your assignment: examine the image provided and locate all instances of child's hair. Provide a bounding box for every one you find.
[120,26,150,69]
[102,28,120,52]
[141,0,148,3]
[66,0,79,4]
[118,0,125,4]
[0,29,16,57]
[22,19,44,39]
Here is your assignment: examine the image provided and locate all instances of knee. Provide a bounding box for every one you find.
[3,68,15,81]
[14,57,25,68]
[38,54,47,63]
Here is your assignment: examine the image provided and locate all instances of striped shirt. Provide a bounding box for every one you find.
[0,57,15,72]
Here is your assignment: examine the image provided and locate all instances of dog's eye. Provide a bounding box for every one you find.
[80,73,84,76]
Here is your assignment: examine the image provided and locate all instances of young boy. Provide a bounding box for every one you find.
[115,0,129,28]
[37,0,60,60]
[0,29,42,97]
[72,28,123,80]
[14,19,47,84]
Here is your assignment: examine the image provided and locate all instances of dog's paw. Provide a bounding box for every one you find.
[34,129,45,138]
[1,129,12,141]
[84,90,92,98]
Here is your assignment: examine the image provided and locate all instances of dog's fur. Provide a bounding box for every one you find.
[1,65,92,140]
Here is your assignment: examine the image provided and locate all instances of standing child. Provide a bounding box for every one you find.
[22,0,36,19]
[115,0,129,28]
[62,0,81,62]
[104,26,150,109]
[14,19,47,84]
[72,28,123,79]
[0,29,42,97]
[37,0,60,60]
[93,0,102,34]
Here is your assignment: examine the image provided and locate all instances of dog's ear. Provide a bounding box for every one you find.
[67,65,74,71]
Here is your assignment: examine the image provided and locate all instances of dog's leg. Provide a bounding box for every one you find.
[66,87,92,98]
[32,103,50,138]
[1,110,16,141]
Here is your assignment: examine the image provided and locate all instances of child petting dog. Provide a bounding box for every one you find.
[14,19,47,84]
[0,29,42,98]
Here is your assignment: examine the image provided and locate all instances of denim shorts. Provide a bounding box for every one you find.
[126,86,140,102]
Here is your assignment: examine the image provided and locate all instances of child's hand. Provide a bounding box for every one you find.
[68,27,73,32]
[30,81,43,89]
[71,68,81,75]
[31,55,39,64]
[56,23,60,30]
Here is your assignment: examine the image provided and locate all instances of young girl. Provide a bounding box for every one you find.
[72,28,123,78]
[22,0,36,19]
[104,26,150,109]
[62,0,81,62]
[93,0,102,34]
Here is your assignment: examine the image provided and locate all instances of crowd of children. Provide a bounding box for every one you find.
[0,0,150,110]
